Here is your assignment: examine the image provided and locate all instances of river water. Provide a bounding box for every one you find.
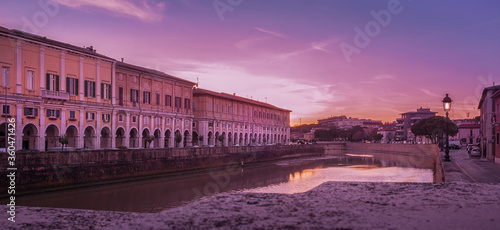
[17,152,434,213]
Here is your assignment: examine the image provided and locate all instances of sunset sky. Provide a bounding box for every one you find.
[1,0,499,125]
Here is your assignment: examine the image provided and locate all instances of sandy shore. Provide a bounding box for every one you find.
[2,181,500,229]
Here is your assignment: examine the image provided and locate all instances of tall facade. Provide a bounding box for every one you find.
[192,88,291,147]
[479,86,500,162]
[0,26,290,151]
[0,27,116,151]
[114,62,195,149]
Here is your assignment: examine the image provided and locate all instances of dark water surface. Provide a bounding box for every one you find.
[15,152,434,213]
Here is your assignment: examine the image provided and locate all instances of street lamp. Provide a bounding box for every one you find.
[442,94,452,162]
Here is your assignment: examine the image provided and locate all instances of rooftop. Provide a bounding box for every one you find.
[193,88,291,112]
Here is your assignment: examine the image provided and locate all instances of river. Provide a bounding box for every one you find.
[17,152,434,213]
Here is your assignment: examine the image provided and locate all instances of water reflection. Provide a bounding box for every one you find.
[13,152,435,213]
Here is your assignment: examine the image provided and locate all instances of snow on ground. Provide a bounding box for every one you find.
[3,182,500,229]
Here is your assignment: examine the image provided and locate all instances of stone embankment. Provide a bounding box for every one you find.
[0,144,326,195]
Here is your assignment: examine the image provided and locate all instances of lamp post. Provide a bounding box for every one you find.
[442,93,452,162]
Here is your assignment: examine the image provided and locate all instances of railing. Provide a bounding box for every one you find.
[41,90,69,100]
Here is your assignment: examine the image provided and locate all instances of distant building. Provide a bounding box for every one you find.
[478,85,500,162]
[456,124,480,145]
[318,115,382,130]
[396,107,437,142]
[377,123,397,143]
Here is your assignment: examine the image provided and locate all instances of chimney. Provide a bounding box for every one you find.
[121,58,124,63]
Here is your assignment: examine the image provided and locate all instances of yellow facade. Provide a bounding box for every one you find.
[0,26,289,151]
[193,88,291,146]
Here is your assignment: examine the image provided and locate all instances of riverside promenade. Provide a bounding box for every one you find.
[3,144,500,229]
[441,148,500,183]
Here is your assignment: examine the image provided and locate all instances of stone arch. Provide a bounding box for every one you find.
[227,132,232,146]
[100,126,112,149]
[45,124,60,151]
[164,129,172,148]
[153,129,161,148]
[65,125,79,149]
[22,123,38,150]
[174,130,182,148]
[192,131,199,146]
[215,131,220,147]
[84,126,95,149]
[221,132,226,147]
[183,130,191,147]
[129,128,138,148]
[234,132,238,146]
[142,128,151,148]
[115,127,126,148]
[208,131,213,146]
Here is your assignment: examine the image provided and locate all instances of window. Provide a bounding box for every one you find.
[130,89,139,103]
[209,102,212,112]
[102,114,111,122]
[118,73,124,81]
[192,122,196,128]
[2,67,9,87]
[174,97,181,108]
[156,93,160,105]
[144,116,149,124]
[66,77,79,95]
[175,119,180,125]
[184,98,191,109]
[166,118,171,125]
[24,107,38,117]
[47,109,60,119]
[143,91,151,104]
[192,101,196,111]
[216,104,219,112]
[118,115,123,122]
[84,80,96,98]
[132,116,137,123]
[156,117,160,125]
[209,122,213,127]
[27,70,34,90]
[222,105,225,113]
[118,87,124,106]
[85,112,95,121]
[228,106,232,114]
[165,95,172,107]
[69,110,76,120]
[46,73,59,91]
[132,76,137,83]
[2,105,10,116]
[101,83,111,100]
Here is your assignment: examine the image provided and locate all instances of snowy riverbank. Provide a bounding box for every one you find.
[3,181,500,229]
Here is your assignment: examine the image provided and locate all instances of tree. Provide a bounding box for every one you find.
[373,133,383,142]
[145,135,155,148]
[58,134,68,150]
[174,133,182,147]
[411,116,458,144]
[351,131,367,142]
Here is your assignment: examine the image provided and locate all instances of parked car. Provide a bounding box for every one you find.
[449,144,461,149]
[471,148,481,157]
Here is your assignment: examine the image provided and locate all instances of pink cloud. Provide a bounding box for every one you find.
[53,0,165,22]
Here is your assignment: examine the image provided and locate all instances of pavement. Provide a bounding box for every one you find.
[441,148,500,184]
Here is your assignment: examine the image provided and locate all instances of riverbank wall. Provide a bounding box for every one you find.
[1,144,327,195]
[324,143,443,183]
